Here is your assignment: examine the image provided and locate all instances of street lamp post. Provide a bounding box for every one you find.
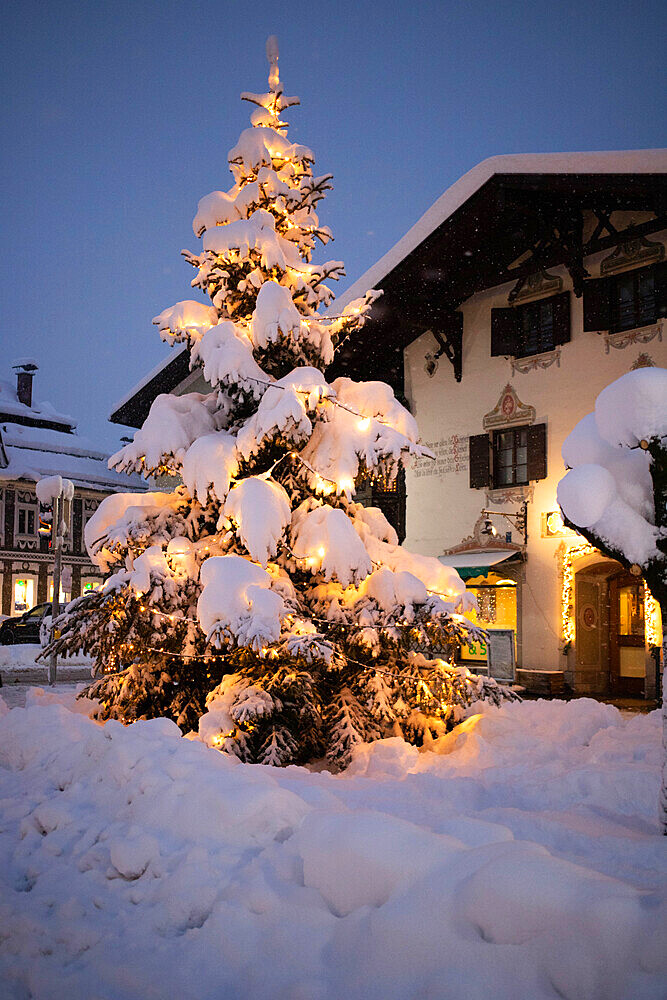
[36,476,74,686]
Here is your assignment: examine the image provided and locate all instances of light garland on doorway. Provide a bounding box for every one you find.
[560,541,662,650]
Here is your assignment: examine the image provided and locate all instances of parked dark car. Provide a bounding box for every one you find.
[0,603,52,645]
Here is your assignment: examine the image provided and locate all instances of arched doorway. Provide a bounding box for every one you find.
[573,558,653,698]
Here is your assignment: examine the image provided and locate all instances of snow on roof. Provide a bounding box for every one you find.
[0,377,76,429]
[0,421,144,492]
[334,149,667,311]
[0,367,145,494]
[2,423,107,460]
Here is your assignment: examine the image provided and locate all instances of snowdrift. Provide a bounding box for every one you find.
[0,694,665,1000]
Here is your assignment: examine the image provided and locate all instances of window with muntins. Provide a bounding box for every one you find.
[469,423,546,490]
[493,426,528,486]
[491,291,570,358]
[611,267,657,332]
[583,260,666,333]
[517,299,555,357]
[17,505,37,537]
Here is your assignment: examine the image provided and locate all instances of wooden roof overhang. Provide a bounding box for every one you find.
[110,347,190,429]
[327,171,667,393]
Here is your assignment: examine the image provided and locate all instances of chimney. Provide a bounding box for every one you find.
[12,360,39,408]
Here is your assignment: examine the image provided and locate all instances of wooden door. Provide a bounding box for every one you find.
[609,573,646,697]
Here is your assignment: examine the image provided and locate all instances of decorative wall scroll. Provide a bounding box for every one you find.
[482,384,536,431]
[443,512,522,556]
[630,352,656,370]
[486,485,534,506]
[603,319,663,354]
[600,235,664,276]
[510,268,563,304]
[511,346,561,375]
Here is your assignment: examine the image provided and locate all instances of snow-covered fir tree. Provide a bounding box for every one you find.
[48,40,516,766]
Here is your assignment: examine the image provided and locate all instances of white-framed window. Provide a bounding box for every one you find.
[15,501,38,540]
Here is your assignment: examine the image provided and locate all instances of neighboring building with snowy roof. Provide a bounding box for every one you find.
[328,148,667,700]
[109,149,667,700]
[0,363,144,616]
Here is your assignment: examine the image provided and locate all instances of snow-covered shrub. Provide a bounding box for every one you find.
[557,366,667,829]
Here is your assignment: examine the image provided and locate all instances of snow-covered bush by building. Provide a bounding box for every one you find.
[557,366,667,829]
[46,43,513,766]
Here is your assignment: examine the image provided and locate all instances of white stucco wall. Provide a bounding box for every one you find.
[403,237,667,672]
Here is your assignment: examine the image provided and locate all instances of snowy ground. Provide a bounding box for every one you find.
[0,693,665,1000]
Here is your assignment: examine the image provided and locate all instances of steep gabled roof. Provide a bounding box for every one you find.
[334,149,667,313]
[328,149,667,390]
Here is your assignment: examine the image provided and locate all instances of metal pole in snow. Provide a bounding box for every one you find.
[48,494,62,686]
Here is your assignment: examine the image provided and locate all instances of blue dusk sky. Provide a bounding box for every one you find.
[1,0,666,450]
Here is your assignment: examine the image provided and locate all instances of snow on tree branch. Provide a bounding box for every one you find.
[44,45,514,766]
[557,368,667,567]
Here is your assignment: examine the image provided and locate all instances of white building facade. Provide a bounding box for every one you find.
[331,152,667,699]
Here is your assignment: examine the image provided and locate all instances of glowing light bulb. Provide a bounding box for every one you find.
[357,417,370,431]
[317,546,326,558]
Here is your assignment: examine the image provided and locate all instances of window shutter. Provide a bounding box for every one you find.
[491,308,518,356]
[655,260,667,320]
[469,433,491,489]
[582,278,611,332]
[552,291,571,345]
[526,423,547,481]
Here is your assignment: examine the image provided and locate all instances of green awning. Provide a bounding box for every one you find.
[439,550,520,581]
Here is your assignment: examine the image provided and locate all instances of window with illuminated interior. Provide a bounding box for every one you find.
[460,572,517,663]
[13,575,36,613]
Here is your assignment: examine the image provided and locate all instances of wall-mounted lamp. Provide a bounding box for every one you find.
[481,501,528,546]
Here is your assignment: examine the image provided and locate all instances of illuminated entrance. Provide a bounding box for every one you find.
[570,553,661,698]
